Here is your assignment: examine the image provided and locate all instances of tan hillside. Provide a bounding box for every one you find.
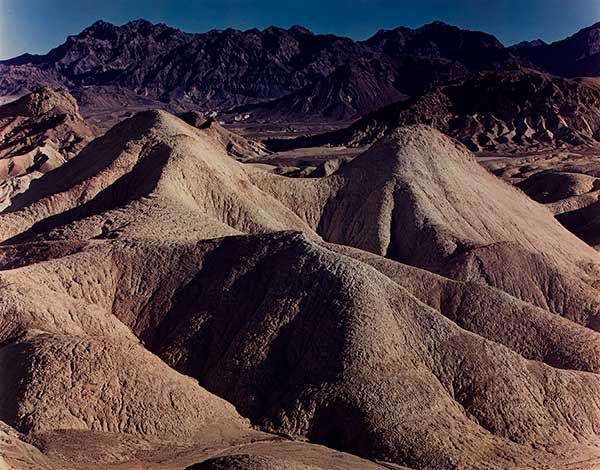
[179,112,271,160]
[0,87,99,209]
[2,110,600,468]
[252,126,600,327]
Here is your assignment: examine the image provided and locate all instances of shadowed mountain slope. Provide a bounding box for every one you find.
[0,20,524,115]
[266,68,600,152]
[224,58,409,122]
[223,55,467,122]
[516,22,600,77]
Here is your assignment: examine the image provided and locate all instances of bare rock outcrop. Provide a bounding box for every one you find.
[0,87,99,209]
[267,68,600,152]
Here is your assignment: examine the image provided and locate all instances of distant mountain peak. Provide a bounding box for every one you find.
[288,25,313,35]
[421,20,453,29]
[124,18,154,28]
[82,19,116,34]
[510,39,546,49]
[88,19,114,29]
[80,18,180,38]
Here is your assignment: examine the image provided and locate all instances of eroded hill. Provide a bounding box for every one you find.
[2,110,600,469]
[0,87,99,209]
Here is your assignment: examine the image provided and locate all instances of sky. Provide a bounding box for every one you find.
[1,0,600,59]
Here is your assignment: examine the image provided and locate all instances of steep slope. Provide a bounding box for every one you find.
[0,87,99,209]
[179,112,270,160]
[270,68,600,151]
[3,111,600,468]
[0,110,315,246]
[515,22,600,77]
[225,55,469,122]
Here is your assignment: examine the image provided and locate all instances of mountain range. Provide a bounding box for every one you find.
[0,19,533,120]
[3,19,600,123]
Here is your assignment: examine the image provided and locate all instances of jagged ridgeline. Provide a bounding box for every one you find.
[4,18,600,124]
[0,19,523,117]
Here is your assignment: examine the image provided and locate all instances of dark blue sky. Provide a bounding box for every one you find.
[1,0,599,59]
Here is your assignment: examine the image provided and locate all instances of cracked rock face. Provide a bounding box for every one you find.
[2,109,600,469]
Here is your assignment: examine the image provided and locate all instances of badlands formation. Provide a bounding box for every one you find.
[6,15,600,470]
[3,86,600,469]
[0,87,98,209]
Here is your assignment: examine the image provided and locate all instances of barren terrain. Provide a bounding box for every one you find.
[2,95,600,468]
[5,16,600,470]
